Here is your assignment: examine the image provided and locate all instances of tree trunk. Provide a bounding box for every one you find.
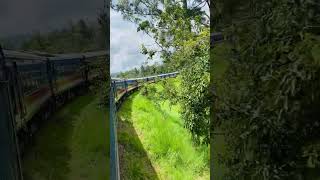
[182,0,191,32]
[182,0,187,10]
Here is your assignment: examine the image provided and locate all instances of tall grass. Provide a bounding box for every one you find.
[118,80,209,179]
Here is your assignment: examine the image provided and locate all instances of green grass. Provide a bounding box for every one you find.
[118,80,210,180]
[22,93,109,180]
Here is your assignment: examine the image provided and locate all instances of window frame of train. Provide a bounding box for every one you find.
[5,62,26,119]
[17,62,49,96]
[49,56,86,94]
[51,57,83,79]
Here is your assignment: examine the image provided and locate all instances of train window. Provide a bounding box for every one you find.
[17,63,48,95]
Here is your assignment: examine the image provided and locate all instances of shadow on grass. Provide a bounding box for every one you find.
[117,92,159,180]
[22,95,94,180]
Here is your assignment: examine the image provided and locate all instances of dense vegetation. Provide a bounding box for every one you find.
[212,0,320,179]
[116,63,171,78]
[118,79,209,179]
[113,0,210,144]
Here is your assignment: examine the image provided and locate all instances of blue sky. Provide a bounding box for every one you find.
[110,10,161,74]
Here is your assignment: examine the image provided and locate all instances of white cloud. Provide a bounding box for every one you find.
[110,10,160,74]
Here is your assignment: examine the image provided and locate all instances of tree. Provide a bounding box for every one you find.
[212,0,320,178]
[134,67,139,76]
[97,0,108,49]
[140,65,145,76]
[78,19,93,40]
[112,0,209,61]
[113,0,210,144]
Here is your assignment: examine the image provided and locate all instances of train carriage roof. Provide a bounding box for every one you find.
[48,54,83,61]
[82,51,108,59]
[49,50,108,61]
[2,50,46,62]
[2,49,108,63]
[111,72,179,82]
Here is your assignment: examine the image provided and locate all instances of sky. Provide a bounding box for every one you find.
[0,0,104,37]
[0,0,157,74]
[0,0,209,74]
[110,2,209,74]
[110,10,160,74]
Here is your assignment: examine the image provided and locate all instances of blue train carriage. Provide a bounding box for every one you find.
[110,77,137,108]
[110,78,120,99]
[3,50,108,128]
[0,49,25,180]
[2,50,107,139]
[124,78,140,89]
[111,71,179,102]
[49,54,85,97]
[111,77,136,101]
[113,79,128,100]
[155,71,179,79]
[145,75,157,83]
[3,50,50,130]
[0,49,107,180]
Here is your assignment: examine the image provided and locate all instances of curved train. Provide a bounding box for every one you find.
[1,49,107,145]
[109,71,179,180]
[111,72,179,106]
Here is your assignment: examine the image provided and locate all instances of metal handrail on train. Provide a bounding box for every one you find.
[110,71,179,180]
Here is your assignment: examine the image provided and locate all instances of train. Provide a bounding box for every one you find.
[1,49,107,147]
[111,72,179,105]
[0,48,107,180]
[109,71,179,180]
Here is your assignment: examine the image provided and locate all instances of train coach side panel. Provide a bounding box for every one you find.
[52,58,85,95]
[16,62,52,128]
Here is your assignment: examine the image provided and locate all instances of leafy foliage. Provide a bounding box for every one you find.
[113,0,210,144]
[112,0,209,60]
[213,0,320,178]
[116,63,171,78]
[171,31,210,144]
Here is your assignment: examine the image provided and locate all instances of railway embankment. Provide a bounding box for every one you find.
[117,80,209,179]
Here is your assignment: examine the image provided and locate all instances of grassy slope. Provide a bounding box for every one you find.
[22,93,109,180]
[118,80,209,180]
